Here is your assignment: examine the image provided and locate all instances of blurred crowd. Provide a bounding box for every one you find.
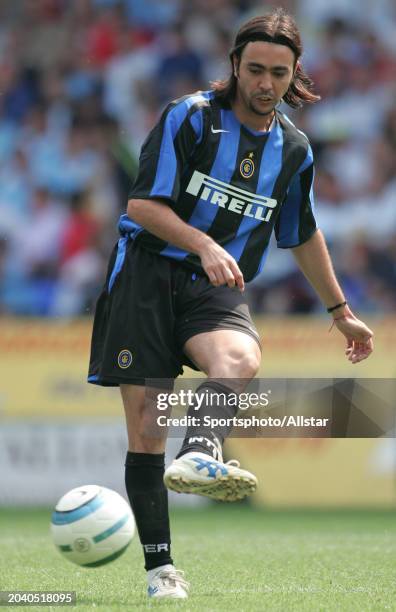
[0,0,395,317]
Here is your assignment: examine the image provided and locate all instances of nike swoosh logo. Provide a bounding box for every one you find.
[211,125,229,133]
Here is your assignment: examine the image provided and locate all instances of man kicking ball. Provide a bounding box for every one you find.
[88,8,373,600]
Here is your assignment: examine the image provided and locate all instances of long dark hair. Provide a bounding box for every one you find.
[212,8,320,109]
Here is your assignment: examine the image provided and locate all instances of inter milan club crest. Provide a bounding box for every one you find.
[240,152,255,178]
[118,349,133,369]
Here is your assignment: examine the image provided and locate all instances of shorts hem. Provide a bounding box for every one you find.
[179,323,262,352]
[87,375,175,389]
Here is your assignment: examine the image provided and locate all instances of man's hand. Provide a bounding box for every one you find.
[127,200,245,291]
[198,240,245,291]
[333,307,374,364]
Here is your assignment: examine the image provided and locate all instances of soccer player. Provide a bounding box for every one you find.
[88,9,373,600]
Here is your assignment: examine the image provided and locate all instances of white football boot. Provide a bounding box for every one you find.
[164,451,257,502]
[147,564,189,599]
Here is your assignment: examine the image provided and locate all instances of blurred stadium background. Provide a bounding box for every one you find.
[0,0,396,511]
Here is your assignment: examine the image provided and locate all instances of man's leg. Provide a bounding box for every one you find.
[183,329,261,379]
[164,330,261,501]
[180,329,260,453]
[121,384,188,599]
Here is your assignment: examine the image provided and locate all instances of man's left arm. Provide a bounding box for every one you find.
[291,229,374,364]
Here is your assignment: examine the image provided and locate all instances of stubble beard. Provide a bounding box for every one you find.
[248,98,277,117]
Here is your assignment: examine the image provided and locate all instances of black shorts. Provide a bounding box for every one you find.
[88,238,260,386]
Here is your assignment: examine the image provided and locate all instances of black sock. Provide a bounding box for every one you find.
[125,451,173,571]
[176,381,238,460]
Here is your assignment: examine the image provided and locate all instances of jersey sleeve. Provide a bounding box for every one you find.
[274,145,318,248]
[128,100,203,205]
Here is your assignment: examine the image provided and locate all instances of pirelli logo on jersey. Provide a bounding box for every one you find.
[186,171,277,222]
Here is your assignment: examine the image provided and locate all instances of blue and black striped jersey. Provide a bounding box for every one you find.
[120,90,317,282]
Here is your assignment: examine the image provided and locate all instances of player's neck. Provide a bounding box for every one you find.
[232,98,275,133]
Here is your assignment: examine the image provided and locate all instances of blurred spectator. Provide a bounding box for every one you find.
[0,150,31,222]
[60,192,100,264]
[0,63,39,122]
[155,25,205,102]
[20,188,66,278]
[123,0,181,31]
[103,26,158,153]
[85,5,124,68]
[0,187,67,315]
[51,192,104,316]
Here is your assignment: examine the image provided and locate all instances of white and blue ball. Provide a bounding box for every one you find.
[51,485,135,567]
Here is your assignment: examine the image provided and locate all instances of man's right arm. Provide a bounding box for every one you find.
[127,198,244,291]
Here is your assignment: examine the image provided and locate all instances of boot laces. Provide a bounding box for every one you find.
[158,568,190,591]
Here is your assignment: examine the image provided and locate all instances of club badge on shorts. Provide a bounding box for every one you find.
[118,349,133,369]
[240,152,255,179]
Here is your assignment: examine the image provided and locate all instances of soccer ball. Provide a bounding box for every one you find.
[51,485,135,567]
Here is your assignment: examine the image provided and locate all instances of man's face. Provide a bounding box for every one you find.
[234,41,295,117]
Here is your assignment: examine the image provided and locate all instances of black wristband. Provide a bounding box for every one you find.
[327,301,347,313]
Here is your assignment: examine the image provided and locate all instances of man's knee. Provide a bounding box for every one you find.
[208,346,261,379]
[232,349,261,379]
[239,350,261,378]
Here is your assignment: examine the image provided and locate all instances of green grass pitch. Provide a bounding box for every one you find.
[0,506,395,611]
